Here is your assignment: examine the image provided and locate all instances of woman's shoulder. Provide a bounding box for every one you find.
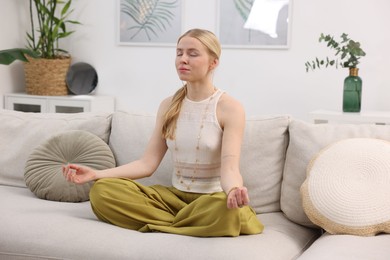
[218,91,244,113]
[156,95,173,117]
[217,91,245,128]
[161,95,174,106]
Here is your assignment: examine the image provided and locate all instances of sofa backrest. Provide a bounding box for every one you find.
[108,111,172,187]
[0,109,112,188]
[240,115,290,213]
[109,111,290,214]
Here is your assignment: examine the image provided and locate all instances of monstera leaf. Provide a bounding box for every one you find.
[234,0,254,21]
[121,0,179,41]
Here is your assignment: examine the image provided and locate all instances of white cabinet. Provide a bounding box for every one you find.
[4,93,115,113]
[309,110,390,125]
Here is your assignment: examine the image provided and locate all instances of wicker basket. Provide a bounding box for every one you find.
[24,56,71,96]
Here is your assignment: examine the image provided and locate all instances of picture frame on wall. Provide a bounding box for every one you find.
[217,0,293,49]
[118,0,183,47]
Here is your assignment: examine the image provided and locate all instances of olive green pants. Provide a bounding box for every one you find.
[89,178,264,237]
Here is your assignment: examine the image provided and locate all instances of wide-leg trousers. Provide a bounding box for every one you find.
[89,178,264,237]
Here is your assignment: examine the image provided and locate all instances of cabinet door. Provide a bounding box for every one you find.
[5,96,47,112]
[48,99,90,113]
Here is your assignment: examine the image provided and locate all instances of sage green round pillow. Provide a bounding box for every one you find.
[24,130,116,202]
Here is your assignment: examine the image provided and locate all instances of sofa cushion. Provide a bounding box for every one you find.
[24,130,116,202]
[297,232,390,260]
[0,184,320,260]
[281,119,390,227]
[0,109,112,188]
[241,115,290,213]
[301,138,390,236]
[109,111,290,214]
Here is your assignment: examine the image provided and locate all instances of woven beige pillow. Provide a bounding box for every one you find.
[301,138,390,236]
[24,130,116,202]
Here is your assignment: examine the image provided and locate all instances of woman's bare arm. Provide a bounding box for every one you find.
[63,97,172,183]
[217,94,248,209]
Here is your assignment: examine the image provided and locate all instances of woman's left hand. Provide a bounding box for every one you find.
[227,186,250,209]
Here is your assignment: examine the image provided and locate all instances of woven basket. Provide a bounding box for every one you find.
[24,56,71,96]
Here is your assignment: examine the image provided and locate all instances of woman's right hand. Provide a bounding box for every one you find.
[62,164,97,184]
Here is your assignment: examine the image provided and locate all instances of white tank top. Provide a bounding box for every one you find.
[166,89,224,193]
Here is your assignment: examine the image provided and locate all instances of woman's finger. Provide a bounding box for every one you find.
[241,188,250,206]
[235,189,243,207]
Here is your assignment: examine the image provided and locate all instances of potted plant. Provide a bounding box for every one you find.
[0,0,80,96]
[305,33,366,112]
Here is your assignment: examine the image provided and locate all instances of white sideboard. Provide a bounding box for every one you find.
[4,93,115,113]
[309,110,390,125]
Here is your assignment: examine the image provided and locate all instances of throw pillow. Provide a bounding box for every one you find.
[0,109,112,188]
[301,138,390,236]
[24,130,116,202]
[281,119,390,227]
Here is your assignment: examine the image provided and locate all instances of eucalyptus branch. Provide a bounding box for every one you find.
[305,33,366,72]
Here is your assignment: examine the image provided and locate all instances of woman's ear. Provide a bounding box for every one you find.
[209,58,219,70]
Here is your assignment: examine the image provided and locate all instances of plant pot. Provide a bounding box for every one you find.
[24,56,71,96]
[343,67,362,112]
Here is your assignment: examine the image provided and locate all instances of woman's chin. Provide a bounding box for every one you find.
[178,75,190,82]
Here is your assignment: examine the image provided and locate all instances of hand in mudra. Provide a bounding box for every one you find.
[62,164,96,184]
[227,187,250,209]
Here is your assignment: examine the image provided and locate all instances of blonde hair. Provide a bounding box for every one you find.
[162,29,221,140]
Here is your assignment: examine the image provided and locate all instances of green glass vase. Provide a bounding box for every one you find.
[343,67,362,112]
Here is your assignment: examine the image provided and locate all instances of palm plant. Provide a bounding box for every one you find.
[0,0,80,65]
[121,0,179,41]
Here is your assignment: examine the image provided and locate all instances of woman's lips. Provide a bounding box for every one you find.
[178,67,189,72]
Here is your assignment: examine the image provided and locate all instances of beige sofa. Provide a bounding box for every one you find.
[0,109,389,260]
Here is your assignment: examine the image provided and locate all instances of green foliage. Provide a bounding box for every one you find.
[28,0,81,58]
[121,0,179,41]
[305,33,366,72]
[0,49,39,65]
[233,0,254,21]
[0,0,80,65]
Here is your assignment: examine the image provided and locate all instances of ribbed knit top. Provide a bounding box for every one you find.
[166,89,224,193]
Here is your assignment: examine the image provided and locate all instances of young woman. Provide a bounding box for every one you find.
[63,28,264,237]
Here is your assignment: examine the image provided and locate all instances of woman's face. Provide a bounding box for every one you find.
[175,36,217,83]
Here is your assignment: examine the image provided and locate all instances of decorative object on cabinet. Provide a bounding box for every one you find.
[66,62,98,95]
[4,93,115,113]
[24,55,71,96]
[0,0,81,96]
[305,33,366,112]
[342,67,362,112]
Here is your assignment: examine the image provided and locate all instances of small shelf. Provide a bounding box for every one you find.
[309,110,390,125]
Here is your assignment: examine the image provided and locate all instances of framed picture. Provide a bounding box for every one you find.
[118,0,183,46]
[217,0,293,49]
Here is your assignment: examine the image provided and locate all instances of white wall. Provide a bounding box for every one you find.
[1,0,390,121]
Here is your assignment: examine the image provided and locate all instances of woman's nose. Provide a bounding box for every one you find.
[179,54,188,63]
